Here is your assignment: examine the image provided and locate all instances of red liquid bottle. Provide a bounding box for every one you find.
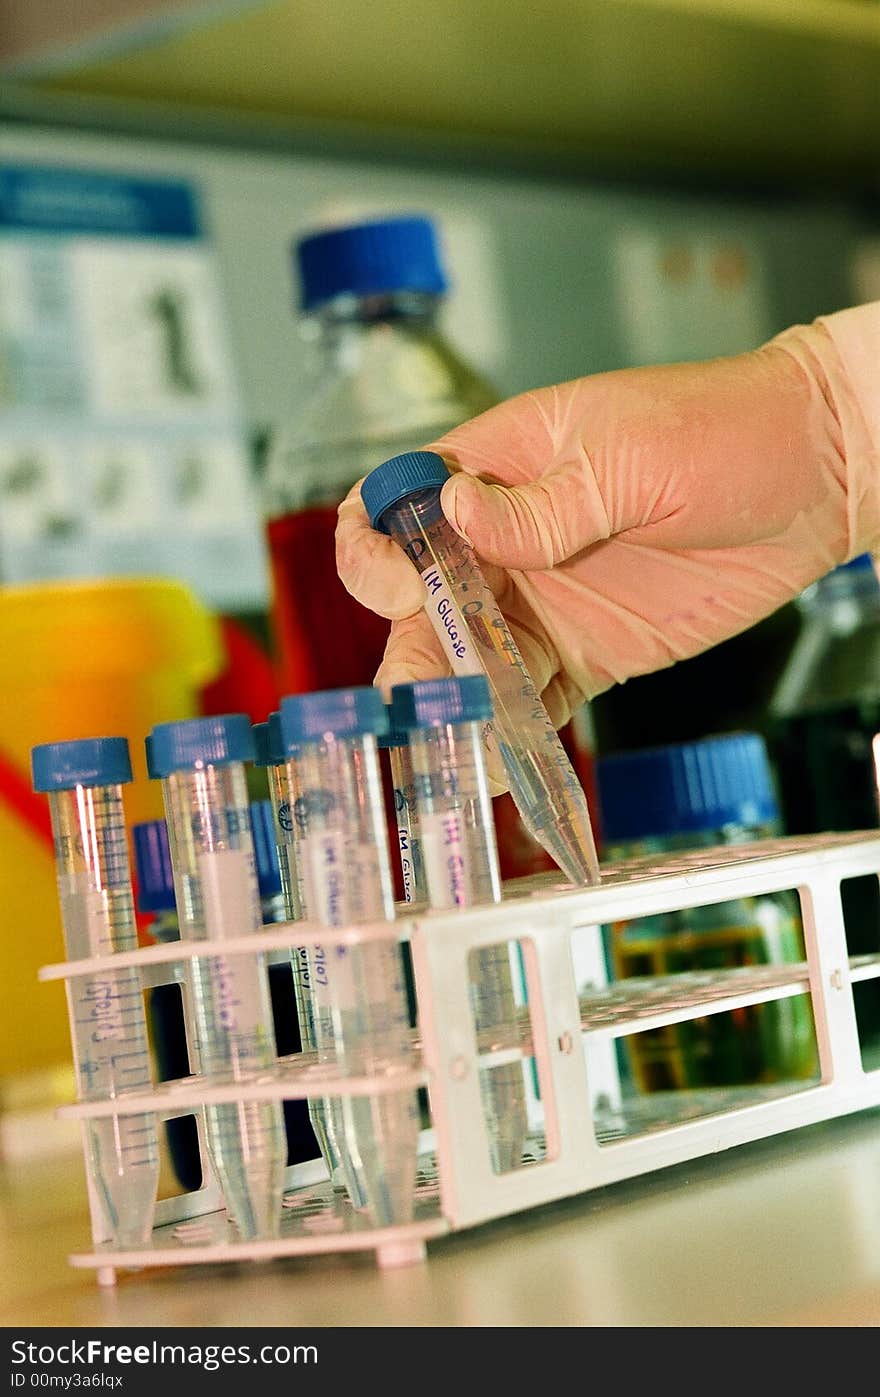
[264,214,598,879]
[264,215,497,697]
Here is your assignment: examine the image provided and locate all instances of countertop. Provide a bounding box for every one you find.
[2,1108,879,1328]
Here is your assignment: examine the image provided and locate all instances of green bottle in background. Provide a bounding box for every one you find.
[595,735,819,1093]
[769,554,880,1061]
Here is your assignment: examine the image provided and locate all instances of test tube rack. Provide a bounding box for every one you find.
[39,829,880,1285]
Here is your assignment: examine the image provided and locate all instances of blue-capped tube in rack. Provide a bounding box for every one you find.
[31,738,161,1246]
[393,677,528,1173]
[279,688,420,1226]
[149,715,286,1241]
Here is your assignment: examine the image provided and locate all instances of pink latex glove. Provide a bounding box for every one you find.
[336,305,880,731]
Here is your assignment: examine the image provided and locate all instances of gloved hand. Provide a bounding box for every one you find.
[336,306,880,731]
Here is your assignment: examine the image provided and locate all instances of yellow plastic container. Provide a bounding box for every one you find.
[0,578,222,1081]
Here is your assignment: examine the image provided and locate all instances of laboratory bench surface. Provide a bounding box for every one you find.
[2,1110,880,1328]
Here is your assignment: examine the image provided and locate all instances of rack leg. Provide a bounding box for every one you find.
[96,1266,117,1288]
[375,1240,427,1269]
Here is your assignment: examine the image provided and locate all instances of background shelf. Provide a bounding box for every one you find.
[4,1,880,183]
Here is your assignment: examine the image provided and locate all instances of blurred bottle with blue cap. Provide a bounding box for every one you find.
[596,733,819,1093]
[263,212,497,698]
[771,554,880,832]
[277,685,419,1223]
[149,713,286,1240]
[770,553,880,1052]
[264,211,596,886]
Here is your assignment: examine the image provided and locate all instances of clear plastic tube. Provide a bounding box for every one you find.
[394,678,528,1173]
[388,744,427,906]
[131,815,202,1195]
[379,711,427,908]
[263,713,341,1187]
[249,794,323,1171]
[279,689,420,1226]
[363,453,600,886]
[152,717,285,1241]
[32,739,160,1247]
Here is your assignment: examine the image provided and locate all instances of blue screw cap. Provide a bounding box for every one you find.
[296,215,447,313]
[252,722,272,769]
[31,737,132,792]
[267,712,286,762]
[392,676,492,728]
[132,820,176,914]
[377,703,410,750]
[250,800,283,900]
[149,714,255,777]
[280,687,388,747]
[361,450,451,533]
[596,733,779,843]
[254,715,287,766]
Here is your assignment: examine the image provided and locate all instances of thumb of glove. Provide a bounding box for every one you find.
[440,455,611,569]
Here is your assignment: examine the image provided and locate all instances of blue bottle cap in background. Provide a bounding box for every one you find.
[596,733,779,843]
[811,551,880,605]
[250,799,283,900]
[377,703,410,750]
[149,715,255,777]
[280,688,388,746]
[832,553,875,575]
[392,675,492,728]
[132,819,176,914]
[361,450,451,531]
[296,215,448,312]
[31,737,132,793]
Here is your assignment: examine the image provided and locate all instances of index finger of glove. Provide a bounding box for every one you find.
[374,611,452,699]
[336,479,426,620]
